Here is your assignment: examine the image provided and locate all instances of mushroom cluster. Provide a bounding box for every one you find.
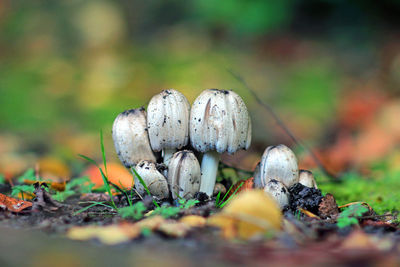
[253,144,319,209]
[112,88,252,201]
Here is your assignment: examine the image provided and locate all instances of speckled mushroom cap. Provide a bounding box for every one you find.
[134,160,169,199]
[259,144,299,188]
[168,150,201,199]
[112,108,156,168]
[264,179,289,209]
[147,89,190,152]
[190,89,252,154]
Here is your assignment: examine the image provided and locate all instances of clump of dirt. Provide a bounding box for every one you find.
[318,193,339,219]
[288,183,323,214]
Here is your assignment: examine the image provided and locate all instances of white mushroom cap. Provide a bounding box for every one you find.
[112,108,156,168]
[168,150,201,200]
[299,170,318,189]
[259,144,299,188]
[264,179,289,209]
[147,89,190,152]
[190,89,252,154]
[134,160,169,199]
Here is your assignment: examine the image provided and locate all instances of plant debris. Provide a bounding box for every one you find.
[288,183,324,214]
[318,193,339,219]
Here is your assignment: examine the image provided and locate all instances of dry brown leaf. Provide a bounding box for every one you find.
[318,193,339,219]
[180,215,206,228]
[0,193,32,212]
[227,177,254,198]
[208,190,282,240]
[67,223,140,245]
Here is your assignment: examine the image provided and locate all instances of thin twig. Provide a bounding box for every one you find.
[227,69,338,181]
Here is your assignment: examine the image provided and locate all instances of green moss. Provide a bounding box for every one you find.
[318,172,400,215]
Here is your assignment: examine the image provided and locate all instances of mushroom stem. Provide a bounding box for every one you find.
[199,150,220,196]
[162,148,176,166]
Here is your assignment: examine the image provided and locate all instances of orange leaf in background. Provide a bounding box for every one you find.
[338,88,386,130]
[24,180,66,192]
[227,177,254,198]
[38,157,70,182]
[0,193,32,212]
[83,162,134,189]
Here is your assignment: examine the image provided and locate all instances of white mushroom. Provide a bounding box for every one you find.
[259,144,299,188]
[168,150,201,200]
[134,160,169,199]
[112,108,156,168]
[264,179,289,209]
[299,170,318,189]
[253,162,262,188]
[147,89,190,165]
[190,89,252,196]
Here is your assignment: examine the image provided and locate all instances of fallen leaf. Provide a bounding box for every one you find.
[67,223,140,245]
[0,193,32,212]
[208,190,282,240]
[83,162,134,189]
[136,215,165,231]
[227,177,254,198]
[158,221,190,238]
[180,215,206,228]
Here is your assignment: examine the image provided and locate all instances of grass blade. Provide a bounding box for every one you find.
[215,191,221,207]
[218,181,244,208]
[100,130,108,177]
[74,202,106,215]
[78,154,98,167]
[99,168,117,210]
[220,183,235,204]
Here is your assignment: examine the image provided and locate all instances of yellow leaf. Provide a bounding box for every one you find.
[180,215,206,228]
[158,221,190,238]
[136,215,165,230]
[208,190,282,240]
[67,223,140,245]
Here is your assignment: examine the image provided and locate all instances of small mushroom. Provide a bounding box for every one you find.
[299,170,318,189]
[112,108,156,168]
[134,160,169,199]
[213,183,227,197]
[190,89,252,196]
[147,89,190,165]
[263,179,289,209]
[168,150,201,200]
[258,144,299,188]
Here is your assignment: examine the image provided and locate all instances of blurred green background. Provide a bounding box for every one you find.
[1,0,400,176]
